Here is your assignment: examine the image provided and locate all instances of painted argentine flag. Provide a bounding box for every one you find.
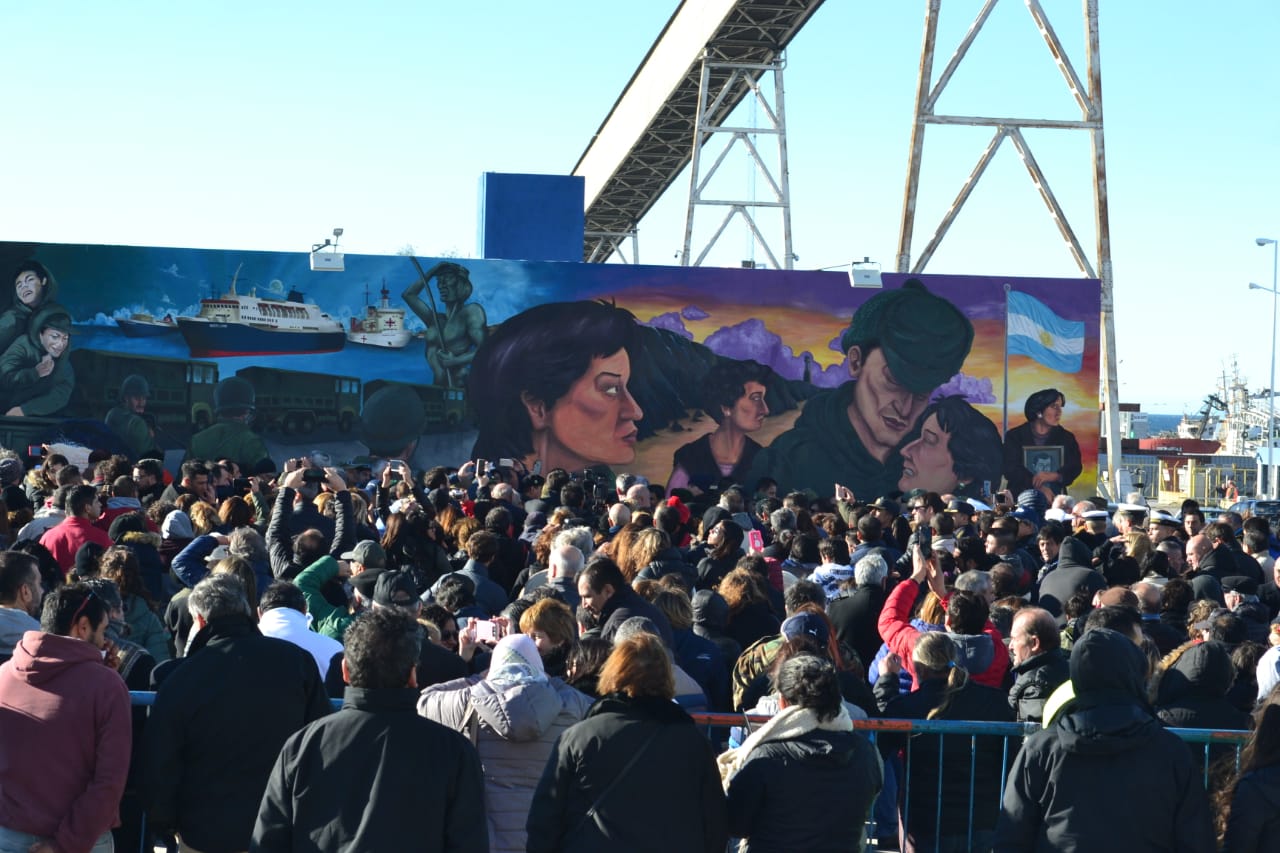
[1006,290,1084,373]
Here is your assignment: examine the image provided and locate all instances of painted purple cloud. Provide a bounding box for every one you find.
[681,305,710,321]
[645,311,695,339]
[932,373,996,404]
[704,318,847,389]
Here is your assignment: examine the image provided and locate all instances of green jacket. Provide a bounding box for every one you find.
[124,593,172,663]
[106,405,157,459]
[746,382,905,500]
[0,276,58,357]
[295,556,354,642]
[188,421,271,472]
[0,331,74,416]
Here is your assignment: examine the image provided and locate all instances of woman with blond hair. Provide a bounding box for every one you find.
[519,598,578,678]
[186,500,221,537]
[526,633,728,853]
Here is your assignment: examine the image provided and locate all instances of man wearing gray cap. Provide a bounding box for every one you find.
[293,539,383,643]
[747,279,973,499]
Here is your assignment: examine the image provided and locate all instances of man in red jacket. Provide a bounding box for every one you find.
[40,484,113,572]
[877,543,1010,690]
[0,583,132,853]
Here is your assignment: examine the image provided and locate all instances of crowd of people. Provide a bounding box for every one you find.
[0,443,1277,852]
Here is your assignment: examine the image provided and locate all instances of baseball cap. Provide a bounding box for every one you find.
[0,457,23,484]
[373,571,419,609]
[341,540,386,568]
[780,612,829,646]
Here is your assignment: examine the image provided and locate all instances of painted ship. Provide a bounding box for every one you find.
[346,281,411,349]
[117,312,179,337]
[177,266,344,357]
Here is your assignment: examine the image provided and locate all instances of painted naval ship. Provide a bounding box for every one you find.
[116,312,179,337]
[346,281,411,349]
[177,265,344,357]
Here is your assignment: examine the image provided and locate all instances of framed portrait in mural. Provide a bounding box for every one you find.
[1024,446,1064,478]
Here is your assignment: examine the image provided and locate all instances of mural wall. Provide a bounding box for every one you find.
[0,241,1101,502]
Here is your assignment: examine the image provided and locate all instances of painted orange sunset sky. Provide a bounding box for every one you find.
[611,289,1102,494]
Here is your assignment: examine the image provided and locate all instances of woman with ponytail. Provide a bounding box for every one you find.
[875,632,1013,852]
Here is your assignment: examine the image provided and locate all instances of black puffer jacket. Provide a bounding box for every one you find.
[526,693,727,853]
[725,728,883,853]
[1151,640,1251,732]
[994,628,1215,852]
[1008,648,1070,723]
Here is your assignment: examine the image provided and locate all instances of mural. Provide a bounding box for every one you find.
[0,241,1101,501]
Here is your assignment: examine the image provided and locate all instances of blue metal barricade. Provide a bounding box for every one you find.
[126,693,1249,850]
[687,711,1249,852]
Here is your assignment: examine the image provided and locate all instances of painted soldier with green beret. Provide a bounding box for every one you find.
[0,302,76,417]
[188,375,274,473]
[746,279,974,499]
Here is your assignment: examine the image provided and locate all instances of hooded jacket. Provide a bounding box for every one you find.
[877,578,1009,689]
[0,271,57,355]
[720,705,883,853]
[994,628,1215,852]
[418,673,593,852]
[0,630,131,853]
[0,302,74,416]
[1150,639,1250,732]
[1034,536,1106,624]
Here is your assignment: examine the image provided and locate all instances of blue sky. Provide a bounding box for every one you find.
[3,1,1277,415]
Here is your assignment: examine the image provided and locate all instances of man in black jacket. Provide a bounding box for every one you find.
[266,467,353,581]
[994,626,1215,851]
[252,608,486,853]
[578,556,672,648]
[1034,536,1105,625]
[1006,607,1070,723]
[144,574,330,853]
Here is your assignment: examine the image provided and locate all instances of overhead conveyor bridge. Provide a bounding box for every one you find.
[573,0,826,263]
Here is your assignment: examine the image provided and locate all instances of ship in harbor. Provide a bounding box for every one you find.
[346,281,411,349]
[177,265,345,357]
[116,312,180,338]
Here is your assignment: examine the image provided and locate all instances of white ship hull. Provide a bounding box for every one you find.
[346,329,412,349]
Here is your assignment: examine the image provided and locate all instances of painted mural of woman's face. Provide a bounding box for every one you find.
[15,271,45,308]
[725,381,769,433]
[531,349,644,471]
[897,413,957,494]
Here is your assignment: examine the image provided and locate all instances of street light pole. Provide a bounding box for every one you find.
[1254,236,1278,497]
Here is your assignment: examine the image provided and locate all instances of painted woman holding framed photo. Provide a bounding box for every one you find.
[1001,388,1082,503]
